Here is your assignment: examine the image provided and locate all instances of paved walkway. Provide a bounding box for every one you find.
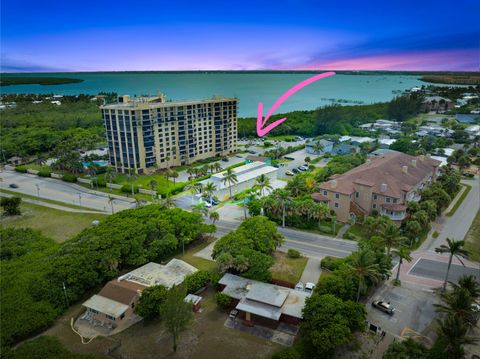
[336,224,350,238]
[0,192,105,214]
[299,257,322,284]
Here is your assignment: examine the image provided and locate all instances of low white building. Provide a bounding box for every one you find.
[206,161,278,192]
[465,125,480,139]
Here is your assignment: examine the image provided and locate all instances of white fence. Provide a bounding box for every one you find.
[139,188,157,195]
[51,173,63,179]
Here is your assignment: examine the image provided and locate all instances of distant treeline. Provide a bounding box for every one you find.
[0,77,84,86]
[238,93,422,137]
[421,75,480,85]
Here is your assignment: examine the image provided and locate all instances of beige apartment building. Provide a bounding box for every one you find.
[101,94,238,173]
[313,152,441,223]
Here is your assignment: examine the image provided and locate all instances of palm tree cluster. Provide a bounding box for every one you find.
[434,274,479,359]
[186,162,222,180]
[262,189,330,228]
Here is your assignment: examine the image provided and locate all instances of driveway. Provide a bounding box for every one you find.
[367,282,438,339]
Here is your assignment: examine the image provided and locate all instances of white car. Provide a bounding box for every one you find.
[200,200,212,208]
[305,282,316,293]
[298,166,308,171]
[295,282,304,291]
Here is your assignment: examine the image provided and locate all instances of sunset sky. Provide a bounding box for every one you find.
[1,0,479,72]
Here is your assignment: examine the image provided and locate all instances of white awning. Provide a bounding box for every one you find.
[83,295,128,318]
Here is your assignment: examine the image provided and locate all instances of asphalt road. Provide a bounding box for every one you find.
[213,218,358,259]
[0,170,136,212]
[409,258,480,282]
[426,177,480,251]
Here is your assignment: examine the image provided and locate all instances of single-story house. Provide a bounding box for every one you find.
[378,139,396,149]
[81,259,197,330]
[219,273,311,325]
[465,125,480,139]
[305,139,334,155]
[332,144,359,155]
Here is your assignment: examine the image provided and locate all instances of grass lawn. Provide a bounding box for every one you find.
[0,188,103,211]
[343,223,368,240]
[270,251,308,284]
[1,202,107,242]
[174,236,217,271]
[446,183,472,217]
[43,288,282,359]
[464,210,480,262]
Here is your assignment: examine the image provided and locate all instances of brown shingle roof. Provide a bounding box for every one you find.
[319,153,440,197]
[311,193,329,202]
[382,203,407,211]
[98,280,146,305]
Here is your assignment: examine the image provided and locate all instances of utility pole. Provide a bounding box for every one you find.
[62,282,69,307]
[78,193,82,207]
[35,184,40,198]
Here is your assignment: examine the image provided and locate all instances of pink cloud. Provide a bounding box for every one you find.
[297,49,479,71]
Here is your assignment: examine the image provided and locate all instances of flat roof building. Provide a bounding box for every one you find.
[101,94,238,173]
[219,273,310,324]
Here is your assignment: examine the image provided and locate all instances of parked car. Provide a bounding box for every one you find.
[222,157,229,162]
[285,171,294,176]
[202,197,219,206]
[9,183,19,188]
[272,164,280,168]
[292,168,300,174]
[305,282,315,293]
[200,200,212,208]
[298,166,308,171]
[236,154,243,158]
[229,309,239,319]
[372,300,395,315]
[463,172,475,178]
[295,282,304,291]
[248,150,256,154]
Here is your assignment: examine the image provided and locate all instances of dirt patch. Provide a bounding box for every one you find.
[43,288,282,359]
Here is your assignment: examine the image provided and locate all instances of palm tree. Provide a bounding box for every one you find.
[311,202,329,229]
[272,189,291,227]
[105,166,115,193]
[435,238,470,291]
[255,174,273,197]
[305,177,317,193]
[148,179,158,201]
[348,249,382,302]
[191,201,208,217]
[127,169,137,196]
[161,196,176,209]
[391,247,412,285]
[203,182,217,205]
[170,169,179,185]
[212,162,222,173]
[435,315,478,359]
[380,223,407,255]
[209,211,219,224]
[313,141,324,155]
[449,275,480,299]
[222,168,238,199]
[435,287,475,326]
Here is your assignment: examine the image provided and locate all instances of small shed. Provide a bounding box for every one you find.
[184,294,202,312]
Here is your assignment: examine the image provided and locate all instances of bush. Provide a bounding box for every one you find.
[61,173,77,183]
[37,170,51,177]
[1,197,22,216]
[215,292,231,309]
[184,270,210,294]
[343,232,356,240]
[14,166,27,173]
[320,256,345,271]
[94,177,107,188]
[318,225,332,234]
[134,285,168,319]
[121,183,138,193]
[272,346,302,359]
[287,249,301,258]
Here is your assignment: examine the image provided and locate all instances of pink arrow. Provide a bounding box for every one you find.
[256,71,336,137]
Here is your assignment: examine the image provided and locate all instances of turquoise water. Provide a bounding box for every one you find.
[82,160,108,168]
[1,72,425,117]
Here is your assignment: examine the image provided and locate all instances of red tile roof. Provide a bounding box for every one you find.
[319,153,440,197]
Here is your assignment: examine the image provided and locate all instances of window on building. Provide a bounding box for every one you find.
[355,192,359,198]
[393,198,397,204]
[335,193,339,199]
[373,204,376,209]
[373,194,377,200]
[106,315,116,321]
[334,202,339,208]
[323,190,327,196]
[386,197,391,203]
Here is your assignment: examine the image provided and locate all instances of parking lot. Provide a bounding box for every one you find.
[366,282,438,339]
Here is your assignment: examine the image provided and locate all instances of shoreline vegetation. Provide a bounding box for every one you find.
[0,77,84,86]
[420,74,480,85]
